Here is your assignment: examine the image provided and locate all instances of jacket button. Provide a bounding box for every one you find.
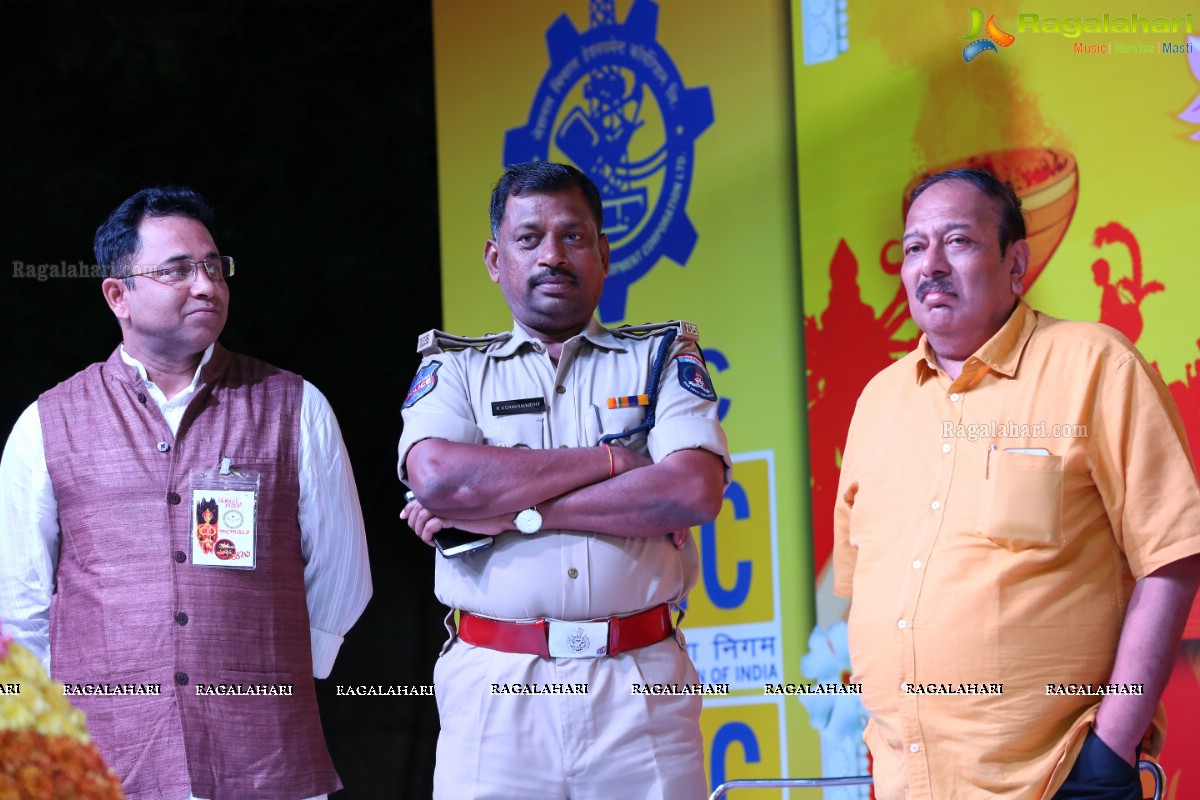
[167,492,181,505]
[175,612,188,625]
[555,385,566,394]
[137,393,147,404]
[173,551,186,563]
[157,441,170,453]
[175,672,188,685]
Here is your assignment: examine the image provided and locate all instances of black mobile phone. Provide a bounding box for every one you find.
[433,528,495,558]
[405,490,494,558]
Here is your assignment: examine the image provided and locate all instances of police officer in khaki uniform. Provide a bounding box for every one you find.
[398,162,730,799]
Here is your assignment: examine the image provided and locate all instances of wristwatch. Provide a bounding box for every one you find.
[514,506,543,535]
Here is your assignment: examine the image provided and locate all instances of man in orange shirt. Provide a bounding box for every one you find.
[834,168,1200,799]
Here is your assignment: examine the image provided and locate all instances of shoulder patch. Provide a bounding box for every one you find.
[403,361,442,409]
[417,329,511,356]
[612,320,699,343]
[676,353,717,401]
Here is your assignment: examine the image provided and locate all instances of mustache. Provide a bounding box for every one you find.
[916,277,956,302]
[529,267,580,289]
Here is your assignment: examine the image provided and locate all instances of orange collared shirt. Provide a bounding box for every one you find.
[834,300,1200,800]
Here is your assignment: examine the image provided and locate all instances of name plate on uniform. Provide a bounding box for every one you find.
[491,397,546,416]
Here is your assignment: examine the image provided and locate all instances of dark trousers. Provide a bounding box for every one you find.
[1053,729,1143,800]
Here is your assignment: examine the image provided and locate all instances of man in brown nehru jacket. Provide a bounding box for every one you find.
[0,186,372,800]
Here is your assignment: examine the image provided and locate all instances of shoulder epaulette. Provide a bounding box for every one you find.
[416,329,512,356]
[611,320,699,343]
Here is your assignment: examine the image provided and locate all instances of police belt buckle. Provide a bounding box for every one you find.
[546,619,610,658]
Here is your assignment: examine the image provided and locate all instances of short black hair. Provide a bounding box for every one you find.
[489,162,604,237]
[94,186,216,279]
[907,168,1027,255]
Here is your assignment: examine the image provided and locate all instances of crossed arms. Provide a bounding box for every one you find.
[402,438,726,542]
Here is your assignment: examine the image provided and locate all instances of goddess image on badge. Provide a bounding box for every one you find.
[214,539,236,561]
[195,498,219,554]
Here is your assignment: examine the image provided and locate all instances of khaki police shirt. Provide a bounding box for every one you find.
[399,318,731,621]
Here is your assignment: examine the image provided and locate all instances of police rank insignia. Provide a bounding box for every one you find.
[403,361,442,409]
[676,353,717,401]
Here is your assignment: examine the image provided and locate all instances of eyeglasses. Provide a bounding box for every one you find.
[124,256,236,287]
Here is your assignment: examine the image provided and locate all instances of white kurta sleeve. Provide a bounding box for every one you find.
[296,382,372,679]
[0,402,61,672]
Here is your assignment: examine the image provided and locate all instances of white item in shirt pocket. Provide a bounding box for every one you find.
[482,415,544,449]
[980,449,1064,548]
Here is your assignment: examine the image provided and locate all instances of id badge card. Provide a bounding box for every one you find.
[190,460,259,569]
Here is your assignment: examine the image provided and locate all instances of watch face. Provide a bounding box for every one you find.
[515,507,542,535]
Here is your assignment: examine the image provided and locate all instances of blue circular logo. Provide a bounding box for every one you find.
[504,0,714,323]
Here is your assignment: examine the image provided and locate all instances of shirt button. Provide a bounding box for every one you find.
[157,441,170,453]
[930,500,941,510]
[900,682,910,692]
[949,393,961,402]
[910,743,920,753]
[173,551,186,563]
[175,672,189,685]
[567,568,579,579]
[897,620,907,629]
[941,443,951,453]
[912,560,922,569]
[175,612,188,625]
[558,444,568,449]
[555,385,566,395]
[167,492,182,505]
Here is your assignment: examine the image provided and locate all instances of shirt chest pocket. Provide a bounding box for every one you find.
[585,406,648,451]
[482,416,545,449]
[980,450,1064,548]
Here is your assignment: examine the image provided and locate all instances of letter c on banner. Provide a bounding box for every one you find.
[711,721,761,787]
[701,481,752,608]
